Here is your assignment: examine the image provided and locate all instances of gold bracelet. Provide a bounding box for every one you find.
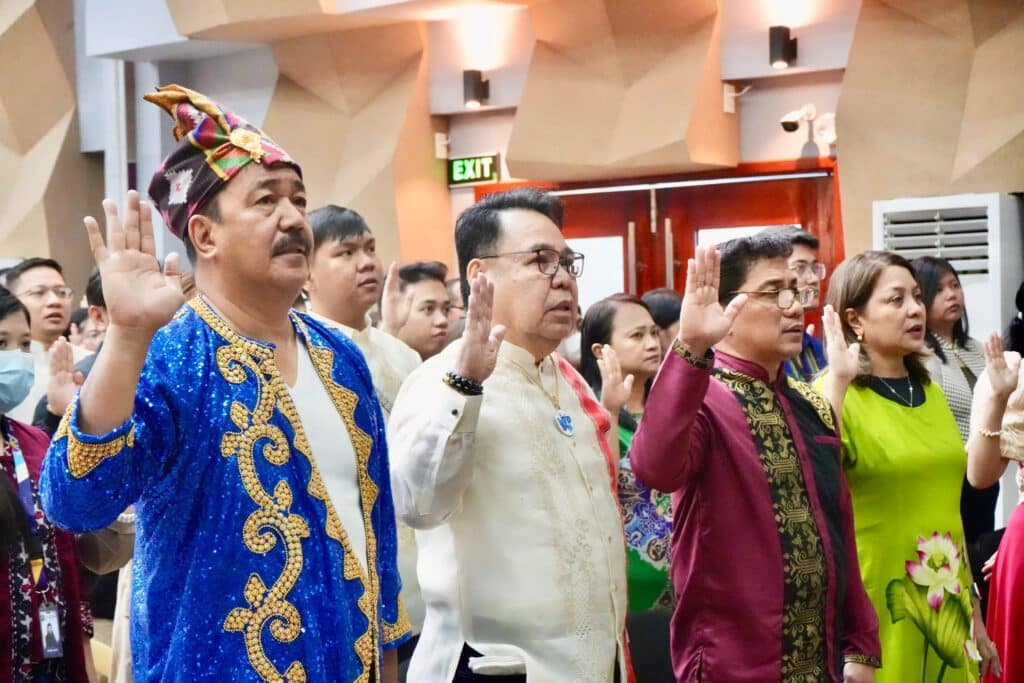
[978,427,1003,438]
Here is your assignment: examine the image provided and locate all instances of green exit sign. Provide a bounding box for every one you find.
[448,154,501,187]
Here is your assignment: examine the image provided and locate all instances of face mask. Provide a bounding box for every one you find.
[0,349,34,415]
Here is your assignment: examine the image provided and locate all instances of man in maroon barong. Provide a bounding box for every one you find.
[630,234,881,683]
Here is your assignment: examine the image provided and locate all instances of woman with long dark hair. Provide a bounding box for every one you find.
[913,256,997,545]
[0,286,91,681]
[820,252,999,680]
[579,293,671,681]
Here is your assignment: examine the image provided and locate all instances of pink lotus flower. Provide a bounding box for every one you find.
[906,532,962,610]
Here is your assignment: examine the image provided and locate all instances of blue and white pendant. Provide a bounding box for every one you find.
[555,410,575,437]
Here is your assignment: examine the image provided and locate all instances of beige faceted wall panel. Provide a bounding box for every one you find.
[264,22,452,267]
[507,0,738,182]
[0,0,102,289]
[837,0,1024,254]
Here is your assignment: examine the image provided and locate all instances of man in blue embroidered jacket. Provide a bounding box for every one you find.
[39,84,410,682]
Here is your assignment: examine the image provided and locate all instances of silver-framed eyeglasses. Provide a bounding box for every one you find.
[733,287,815,310]
[791,261,826,280]
[18,285,74,301]
[478,249,585,279]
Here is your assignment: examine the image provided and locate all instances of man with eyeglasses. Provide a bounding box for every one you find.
[388,187,633,682]
[629,234,881,682]
[779,227,829,381]
[4,257,89,422]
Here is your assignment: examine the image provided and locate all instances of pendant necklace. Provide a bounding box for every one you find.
[507,356,575,436]
[875,375,914,407]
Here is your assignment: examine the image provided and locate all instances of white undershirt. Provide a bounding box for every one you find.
[288,342,367,574]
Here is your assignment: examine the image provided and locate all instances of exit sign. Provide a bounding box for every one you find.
[448,154,501,187]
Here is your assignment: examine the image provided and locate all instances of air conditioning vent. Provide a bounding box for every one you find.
[881,207,989,274]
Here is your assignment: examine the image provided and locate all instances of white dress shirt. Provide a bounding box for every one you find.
[389,340,628,683]
[314,313,427,630]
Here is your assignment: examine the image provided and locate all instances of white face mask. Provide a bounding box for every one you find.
[0,349,34,415]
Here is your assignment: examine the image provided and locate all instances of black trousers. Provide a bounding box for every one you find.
[452,644,622,682]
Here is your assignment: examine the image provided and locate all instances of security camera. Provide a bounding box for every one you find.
[780,104,817,132]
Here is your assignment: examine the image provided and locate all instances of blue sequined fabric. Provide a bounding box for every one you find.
[40,299,409,682]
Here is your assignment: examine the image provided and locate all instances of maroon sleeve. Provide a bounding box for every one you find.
[838,467,882,666]
[629,345,712,493]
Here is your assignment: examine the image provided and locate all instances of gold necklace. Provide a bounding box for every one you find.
[506,356,575,436]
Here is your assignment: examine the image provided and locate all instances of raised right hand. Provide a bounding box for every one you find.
[84,191,185,335]
[453,273,505,383]
[676,245,747,357]
[47,338,85,416]
[983,332,1021,399]
[379,261,413,337]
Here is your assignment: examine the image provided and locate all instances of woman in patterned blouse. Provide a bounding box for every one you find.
[579,293,672,682]
[913,256,996,547]
[0,287,92,682]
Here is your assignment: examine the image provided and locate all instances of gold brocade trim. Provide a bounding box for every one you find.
[382,598,412,645]
[786,378,836,432]
[714,368,829,679]
[843,653,881,667]
[670,338,713,370]
[57,409,137,479]
[191,297,383,683]
[193,298,310,683]
[299,315,387,677]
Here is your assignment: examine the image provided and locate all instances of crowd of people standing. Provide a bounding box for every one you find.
[2,84,1024,683]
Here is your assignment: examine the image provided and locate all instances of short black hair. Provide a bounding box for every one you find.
[5,257,63,293]
[0,285,30,327]
[309,205,371,252]
[85,267,105,308]
[717,233,793,306]
[398,261,448,292]
[454,187,564,302]
[70,307,89,329]
[778,226,820,250]
[641,288,682,330]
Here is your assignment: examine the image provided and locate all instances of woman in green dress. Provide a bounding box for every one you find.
[579,293,672,681]
[818,251,1000,682]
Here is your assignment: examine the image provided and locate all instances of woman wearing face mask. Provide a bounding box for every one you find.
[0,286,92,682]
[579,293,672,682]
[817,252,1000,681]
[913,256,998,548]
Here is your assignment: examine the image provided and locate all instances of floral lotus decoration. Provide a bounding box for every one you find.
[886,532,977,681]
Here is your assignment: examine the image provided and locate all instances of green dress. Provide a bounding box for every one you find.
[826,376,980,682]
[616,412,674,611]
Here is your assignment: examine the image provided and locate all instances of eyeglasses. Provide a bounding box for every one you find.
[791,261,826,280]
[18,285,74,301]
[478,249,585,279]
[733,287,815,310]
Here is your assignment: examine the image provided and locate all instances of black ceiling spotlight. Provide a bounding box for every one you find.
[769,25,797,70]
[463,69,490,109]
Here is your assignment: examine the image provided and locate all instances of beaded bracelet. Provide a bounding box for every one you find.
[443,371,484,396]
[978,427,1003,438]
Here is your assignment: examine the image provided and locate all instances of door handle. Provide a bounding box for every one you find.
[627,221,637,294]
[664,218,674,289]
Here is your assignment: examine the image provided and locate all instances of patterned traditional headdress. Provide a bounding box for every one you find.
[145,84,301,239]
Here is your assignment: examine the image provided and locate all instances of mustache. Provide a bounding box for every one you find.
[271,232,312,256]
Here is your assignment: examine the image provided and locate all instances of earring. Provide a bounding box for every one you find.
[856,332,863,342]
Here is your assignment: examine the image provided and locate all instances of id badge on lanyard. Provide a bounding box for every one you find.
[9,434,63,659]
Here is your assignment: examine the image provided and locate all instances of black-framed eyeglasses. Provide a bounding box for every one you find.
[733,286,815,310]
[478,249,585,279]
[791,261,826,280]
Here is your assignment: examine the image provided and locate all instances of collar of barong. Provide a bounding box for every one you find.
[144,84,302,239]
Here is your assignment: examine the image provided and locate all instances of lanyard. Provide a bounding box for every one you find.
[6,432,49,592]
